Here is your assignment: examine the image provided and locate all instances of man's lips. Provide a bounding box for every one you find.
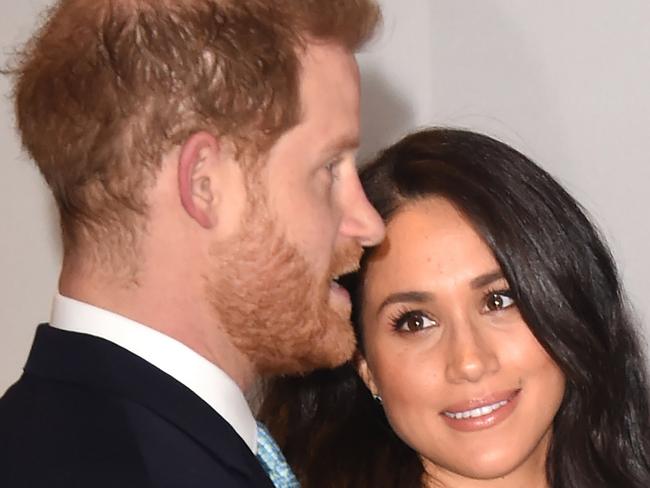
[328,266,359,299]
[329,279,351,300]
[328,242,363,284]
[441,389,521,420]
[330,262,360,282]
[327,243,362,309]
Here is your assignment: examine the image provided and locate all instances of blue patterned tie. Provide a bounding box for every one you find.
[255,421,300,488]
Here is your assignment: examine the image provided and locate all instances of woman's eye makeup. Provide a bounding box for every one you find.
[388,309,439,333]
[483,288,516,312]
[383,285,516,333]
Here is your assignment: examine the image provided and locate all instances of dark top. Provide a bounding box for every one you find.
[0,324,274,488]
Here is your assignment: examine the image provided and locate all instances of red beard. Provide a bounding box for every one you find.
[206,180,362,376]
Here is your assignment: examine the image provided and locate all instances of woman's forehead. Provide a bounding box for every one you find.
[363,198,501,295]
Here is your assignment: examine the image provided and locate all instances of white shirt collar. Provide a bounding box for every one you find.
[50,293,257,453]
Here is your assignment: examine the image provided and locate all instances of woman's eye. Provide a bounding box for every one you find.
[485,291,515,312]
[392,311,438,332]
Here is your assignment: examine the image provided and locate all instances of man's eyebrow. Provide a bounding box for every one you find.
[376,290,434,316]
[323,134,360,155]
[470,270,505,289]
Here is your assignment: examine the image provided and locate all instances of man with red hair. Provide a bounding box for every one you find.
[0,1,385,486]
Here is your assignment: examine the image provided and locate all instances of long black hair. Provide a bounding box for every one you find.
[259,128,650,487]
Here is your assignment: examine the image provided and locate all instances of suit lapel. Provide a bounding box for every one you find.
[24,324,272,486]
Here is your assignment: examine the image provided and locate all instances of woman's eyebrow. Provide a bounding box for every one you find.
[374,270,504,316]
[376,290,434,316]
[470,270,504,289]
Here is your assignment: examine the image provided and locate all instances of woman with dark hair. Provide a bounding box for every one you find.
[259,128,650,487]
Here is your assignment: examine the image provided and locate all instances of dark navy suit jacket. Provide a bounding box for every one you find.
[0,324,275,488]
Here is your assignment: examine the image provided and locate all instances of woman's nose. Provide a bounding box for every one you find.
[444,321,500,384]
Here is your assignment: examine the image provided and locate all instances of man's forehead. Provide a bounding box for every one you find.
[298,42,359,97]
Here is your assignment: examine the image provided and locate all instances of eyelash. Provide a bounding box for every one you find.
[387,307,437,333]
[386,288,516,332]
[324,157,343,178]
[483,287,516,312]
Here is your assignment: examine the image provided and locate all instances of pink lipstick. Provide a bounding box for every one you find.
[441,389,521,432]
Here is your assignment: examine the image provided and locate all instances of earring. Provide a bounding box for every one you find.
[373,394,383,404]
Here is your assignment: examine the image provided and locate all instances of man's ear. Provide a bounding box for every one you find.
[178,131,222,229]
[356,353,379,396]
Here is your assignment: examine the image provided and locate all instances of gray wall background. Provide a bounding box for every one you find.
[1,0,649,394]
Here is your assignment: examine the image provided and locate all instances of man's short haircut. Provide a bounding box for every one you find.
[10,0,380,252]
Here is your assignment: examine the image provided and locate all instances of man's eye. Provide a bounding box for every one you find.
[484,291,515,312]
[390,310,438,332]
[323,157,343,177]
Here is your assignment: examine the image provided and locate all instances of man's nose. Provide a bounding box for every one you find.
[338,174,385,247]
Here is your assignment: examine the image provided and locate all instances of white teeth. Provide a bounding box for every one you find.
[444,400,508,420]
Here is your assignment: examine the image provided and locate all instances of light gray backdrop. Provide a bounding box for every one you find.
[1,0,649,394]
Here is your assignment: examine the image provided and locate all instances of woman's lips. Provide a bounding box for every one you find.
[440,389,521,432]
